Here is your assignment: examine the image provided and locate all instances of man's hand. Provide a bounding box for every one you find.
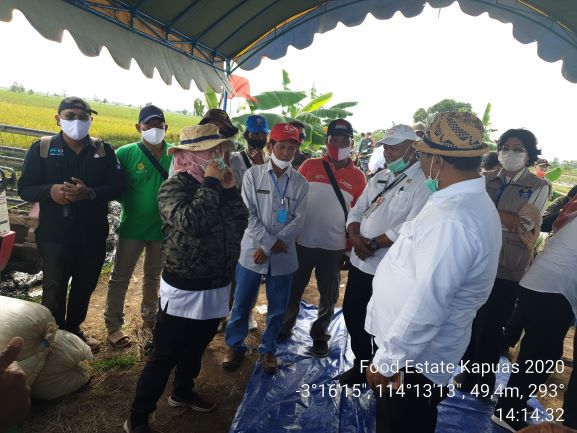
[62,178,93,202]
[519,423,577,433]
[253,248,268,264]
[248,147,265,165]
[351,234,373,260]
[204,160,224,181]
[365,365,391,390]
[0,337,31,431]
[271,239,289,254]
[49,184,70,205]
[220,168,236,189]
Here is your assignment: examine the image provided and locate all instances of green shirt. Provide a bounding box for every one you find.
[116,140,173,240]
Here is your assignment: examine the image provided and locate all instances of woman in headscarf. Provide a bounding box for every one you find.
[124,124,248,433]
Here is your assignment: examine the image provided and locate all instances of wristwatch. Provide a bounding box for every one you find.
[369,237,380,252]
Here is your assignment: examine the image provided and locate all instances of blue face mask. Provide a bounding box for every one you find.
[423,155,440,193]
[388,157,409,174]
[386,144,411,174]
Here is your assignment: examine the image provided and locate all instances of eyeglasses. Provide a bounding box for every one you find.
[59,113,90,121]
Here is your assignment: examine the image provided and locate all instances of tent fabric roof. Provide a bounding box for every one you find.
[2,0,577,89]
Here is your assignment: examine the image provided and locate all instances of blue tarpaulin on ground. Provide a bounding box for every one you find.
[229,302,547,433]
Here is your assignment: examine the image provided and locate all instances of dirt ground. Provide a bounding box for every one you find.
[22,261,345,433]
[21,261,574,433]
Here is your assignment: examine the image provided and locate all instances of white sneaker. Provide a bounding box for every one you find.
[248,314,258,331]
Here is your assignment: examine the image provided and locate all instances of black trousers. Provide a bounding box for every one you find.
[461,278,520,388]
[497,288,574,414]
[37,239,107,333]
[342,265,374,368]
[375,372,447,433]
[281,244,344,342]
[131,307,220,418]
[564,330,577,428]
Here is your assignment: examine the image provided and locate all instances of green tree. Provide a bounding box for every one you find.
[193,98,206,117]
[413,98,474,125]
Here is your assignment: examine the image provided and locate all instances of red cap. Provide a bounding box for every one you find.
[270,123,300,143]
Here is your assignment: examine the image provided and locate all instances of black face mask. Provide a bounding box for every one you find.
[247,138,267,149]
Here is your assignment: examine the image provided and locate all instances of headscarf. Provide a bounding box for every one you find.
[172,148,212,184]
[553,194,577,233]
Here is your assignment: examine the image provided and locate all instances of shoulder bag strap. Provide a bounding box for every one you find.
[138,141,169,180]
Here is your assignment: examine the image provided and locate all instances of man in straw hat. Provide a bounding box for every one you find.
[364,112,502,433]
[124,124,248,433]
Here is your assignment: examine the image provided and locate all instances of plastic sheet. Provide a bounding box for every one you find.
[230,302,548,433]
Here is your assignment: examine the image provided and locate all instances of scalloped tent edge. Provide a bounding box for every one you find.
[1,0,577,91]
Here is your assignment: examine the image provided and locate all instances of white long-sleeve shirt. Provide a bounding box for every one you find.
[520,217,577,316]
[365,177,502,385]
[347,163,431,275]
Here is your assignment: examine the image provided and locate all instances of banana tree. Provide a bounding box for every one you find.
[231,70,357,150]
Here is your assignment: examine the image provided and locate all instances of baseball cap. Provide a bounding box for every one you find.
[139,105,165,124]
[245,115,270,134]
[58,96,97,115]
[377,124,419,146]
[327,119,353,137]
[270,123,300,143]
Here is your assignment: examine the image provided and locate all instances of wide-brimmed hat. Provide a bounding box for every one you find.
[199,108,239,138]
[414,112,487,157]
[168,124,234,155]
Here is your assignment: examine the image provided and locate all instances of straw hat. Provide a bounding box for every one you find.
[168,124,234,155]
[414,112,487,157]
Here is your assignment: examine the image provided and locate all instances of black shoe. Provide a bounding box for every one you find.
[276,330,292,343]
[168,392,216,412]
[338,366,366,386]
[311,340,329,357]
[491,414,528,432]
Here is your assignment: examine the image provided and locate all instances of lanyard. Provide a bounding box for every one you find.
[269,171,290,206]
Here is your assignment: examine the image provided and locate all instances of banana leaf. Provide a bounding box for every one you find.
[297,92,333,115]
[204,85,219,110]
[309,107,352,119]
[545,167,562,182]
[330,101,358,110]
[251,91,307,110]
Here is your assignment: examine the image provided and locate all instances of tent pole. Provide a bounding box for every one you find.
[223,58,231,112]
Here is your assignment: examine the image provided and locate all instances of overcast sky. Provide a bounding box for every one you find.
[1,3,576,161]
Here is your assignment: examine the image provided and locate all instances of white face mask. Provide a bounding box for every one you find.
[271,152,292,170]
[498,150,526,172]
[141,127,165,145]
[60,118,91,141]
[337,145,352,161]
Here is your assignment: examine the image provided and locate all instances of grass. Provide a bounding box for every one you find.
[0,89,201,148]
[92,354,138,373]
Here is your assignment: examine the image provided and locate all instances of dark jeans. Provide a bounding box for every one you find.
[342,265,374,368]
[564,330,577,428]
[461,278,520,389]
[496,289,574,414]
[502,300,524,349]
[37,239,107,333]
[375,371,447,433]
[131,307,220,418]
[281,244,344,342]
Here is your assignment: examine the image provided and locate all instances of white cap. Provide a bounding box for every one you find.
[377,124,419,146]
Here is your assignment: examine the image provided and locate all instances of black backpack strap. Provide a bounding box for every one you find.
[321,160,348,220]
[138,141,169,180]
[240,150,252,170]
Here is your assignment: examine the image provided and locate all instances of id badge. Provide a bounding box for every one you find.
[277,209,288,223]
